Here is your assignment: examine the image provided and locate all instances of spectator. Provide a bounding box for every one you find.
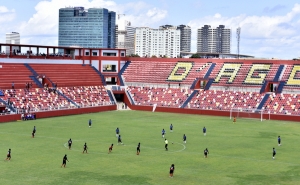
[12,82,14,89]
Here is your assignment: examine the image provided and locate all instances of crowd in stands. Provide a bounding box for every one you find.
[21,113,36,120]
[0,50,71,57]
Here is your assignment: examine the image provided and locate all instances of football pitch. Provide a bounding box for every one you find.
[1,110,300,185]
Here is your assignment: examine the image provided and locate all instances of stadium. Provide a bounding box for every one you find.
[1,43,300,184]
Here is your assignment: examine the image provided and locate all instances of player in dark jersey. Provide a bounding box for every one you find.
[108,144,113,154]
[273,148,276,159]
[278,136,281,146]
[88,119,92,128]
[136,142,141,155]
[5,149,11,161]
[169,164,175,177]
[170,124,173,133]
[116,127,120,137]
[162,129,166,138]
[83,143,88,153]
[61,154,69,168]
[118,135,123,145]
[32,126,36,138]
[203,127,206,136]
[68,138,72,150]
[183,134,187,144]
[204,148,209,158]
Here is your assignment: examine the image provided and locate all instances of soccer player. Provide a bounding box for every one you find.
[278,136,281,146]
[5,149,11,161]
[233,117,236,123]
[137,142,141,155]
[183,134,187,144]
[108,144,113,154]
[169,164,175,177]
[170,124,173,132]
[68,138,72,150]
[273,147,276,159]
[162,129,166,138]
[203,127,206,136]
[116,127,120,137]
[83,143,88,153]
[61,154,69,168]
[204,148,209,158]
[118,135,123,145]
[165,139,168,151]
[32,126,36,138]
[88,119,92,128]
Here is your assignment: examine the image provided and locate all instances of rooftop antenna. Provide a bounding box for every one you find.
[236,27,241,59]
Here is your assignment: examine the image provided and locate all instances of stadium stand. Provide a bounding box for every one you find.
[263,93,300,115]
[57,86,112,107]
[0,63,35,89]
[127,86,193,108]
[30,64,104,87]
[1,57,300,121]
[2,88,74,112]
[186,90,264,111]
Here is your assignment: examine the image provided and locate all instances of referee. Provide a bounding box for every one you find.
[165,139,168,151]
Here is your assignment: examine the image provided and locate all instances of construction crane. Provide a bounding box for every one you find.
[118,14,125,20]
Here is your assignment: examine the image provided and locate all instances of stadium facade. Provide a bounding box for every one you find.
[0,43,299,123]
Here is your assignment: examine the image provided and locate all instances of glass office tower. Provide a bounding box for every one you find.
[58,7,116,48]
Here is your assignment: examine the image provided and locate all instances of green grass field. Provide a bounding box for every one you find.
[1,110,300,185]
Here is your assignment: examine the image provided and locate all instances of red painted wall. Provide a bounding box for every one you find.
[0,114,21,123]
[0,105,116,123]
[123,94,299,122]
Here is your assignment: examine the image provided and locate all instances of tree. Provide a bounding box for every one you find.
[190,53,201,58]
[127,54,140,57]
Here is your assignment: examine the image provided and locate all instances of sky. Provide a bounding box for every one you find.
[0,0,300,59]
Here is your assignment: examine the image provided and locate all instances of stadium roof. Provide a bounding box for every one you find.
[180,51,254,58]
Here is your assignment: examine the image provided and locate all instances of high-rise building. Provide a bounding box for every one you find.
[197,25,231,53]
[135,27,180,58]
[6,32,20,54]
[124,26,136,56]
[115,20,131,49]
[160,25,191,53]
[176,25,191,52]
[58,7,116,48]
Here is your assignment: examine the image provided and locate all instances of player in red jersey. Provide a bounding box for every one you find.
[136,143,141,155]
[83,143,88,154]
[169,164,175,177]
[108,144,113,154]
[5,149,11,161]
[61,154,69,168]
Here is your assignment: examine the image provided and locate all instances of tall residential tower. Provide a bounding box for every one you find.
[197,25,231,53]
[58,7,116,48]
[135,26,181,58]
[177,25,191,52]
